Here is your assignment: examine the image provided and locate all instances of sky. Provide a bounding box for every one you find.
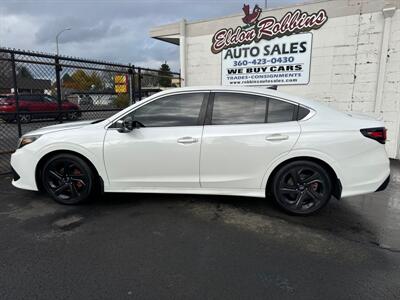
[0,0,303,72]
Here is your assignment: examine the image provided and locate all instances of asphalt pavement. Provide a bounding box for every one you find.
[0,161,399,299]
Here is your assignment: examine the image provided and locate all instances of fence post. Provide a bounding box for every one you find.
[128,65,135,105]
[10,53,22,137]
[54,55,63,123]
[138,67,142,101]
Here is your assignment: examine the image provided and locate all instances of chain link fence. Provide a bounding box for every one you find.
[0,48,181,174]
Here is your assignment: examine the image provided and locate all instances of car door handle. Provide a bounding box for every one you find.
[177,137,198,144]
[265,134,289,141]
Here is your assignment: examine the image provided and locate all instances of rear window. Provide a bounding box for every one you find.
[20,95,42,101]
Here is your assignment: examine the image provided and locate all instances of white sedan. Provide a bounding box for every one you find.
[11,86,390,215]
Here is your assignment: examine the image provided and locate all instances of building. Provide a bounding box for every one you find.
[0,53,51,94]
[0,77,51,94]
[150,0,400,159]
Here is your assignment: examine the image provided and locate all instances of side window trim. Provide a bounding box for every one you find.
[204,92,215,126]
[198,92,211,126]
[264,98,269,123]
[293,104,299,121]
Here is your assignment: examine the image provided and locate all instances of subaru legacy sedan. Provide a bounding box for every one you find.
[11,87,390,215]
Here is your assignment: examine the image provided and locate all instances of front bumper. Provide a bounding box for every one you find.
[10,148,39,191]
[11,167,20,181]
[376,175,390,192]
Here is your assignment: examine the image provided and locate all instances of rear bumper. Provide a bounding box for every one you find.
[340,158,390,198]
[376,175,390,192]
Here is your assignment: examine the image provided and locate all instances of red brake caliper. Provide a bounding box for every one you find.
[72,168,83,188]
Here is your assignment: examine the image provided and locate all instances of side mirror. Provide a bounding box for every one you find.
[116,116,134,133]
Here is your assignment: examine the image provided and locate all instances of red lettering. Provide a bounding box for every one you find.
[211,9,328,54]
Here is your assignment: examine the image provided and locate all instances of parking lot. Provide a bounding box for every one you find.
[0,161,399,299]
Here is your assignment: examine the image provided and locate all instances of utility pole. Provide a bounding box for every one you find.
[56,28,71,56]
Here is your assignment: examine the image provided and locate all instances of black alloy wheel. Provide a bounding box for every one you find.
[42,154,94,204]
[272,161,332,215]
[67,110,79,121]
[19,112,31,123]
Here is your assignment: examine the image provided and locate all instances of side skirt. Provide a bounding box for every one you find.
[103,187,266,198]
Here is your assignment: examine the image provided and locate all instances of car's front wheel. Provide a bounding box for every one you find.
[271,160,332,215]
[41,154,94,204]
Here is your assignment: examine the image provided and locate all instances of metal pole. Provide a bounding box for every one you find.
[127,65,133,105]
[56,28,71,56]
[10,53,22,137]
[55,56,63,123]
[138,68,142,101]
[129,65,135,104]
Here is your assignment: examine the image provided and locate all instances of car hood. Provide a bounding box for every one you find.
[25,120,96,136]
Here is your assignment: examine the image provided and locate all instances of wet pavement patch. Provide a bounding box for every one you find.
[53,215,84,231]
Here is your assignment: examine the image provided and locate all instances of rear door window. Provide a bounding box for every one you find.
[211,93,267,125]
[297,106,310,120]
[267,98,296,123]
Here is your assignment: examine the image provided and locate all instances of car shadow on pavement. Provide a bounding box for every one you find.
[95,190,381,249]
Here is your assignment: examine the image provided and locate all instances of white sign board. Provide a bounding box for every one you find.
[221,33,312,86]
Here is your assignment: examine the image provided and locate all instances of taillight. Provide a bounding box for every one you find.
[360,127,387,144]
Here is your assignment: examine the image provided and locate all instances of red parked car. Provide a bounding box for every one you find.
[0,94,81,123]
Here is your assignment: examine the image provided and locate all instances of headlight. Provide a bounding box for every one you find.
[18,135,41,149]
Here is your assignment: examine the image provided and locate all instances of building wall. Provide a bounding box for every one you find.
[184,3,400,158]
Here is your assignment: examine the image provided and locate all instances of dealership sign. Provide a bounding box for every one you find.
[221,33,312,86]
[213,5,328,86]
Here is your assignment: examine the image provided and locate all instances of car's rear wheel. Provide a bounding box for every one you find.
[271,160,332,215]
[41,154,94,204]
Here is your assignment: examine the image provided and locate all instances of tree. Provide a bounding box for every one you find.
[158,62,172,87]
[62,69,104,91]
[62,73,72,82]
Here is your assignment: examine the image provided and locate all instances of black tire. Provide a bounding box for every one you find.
[41,154,94,205]
[271,160,332,215]
[18,111,31,123]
